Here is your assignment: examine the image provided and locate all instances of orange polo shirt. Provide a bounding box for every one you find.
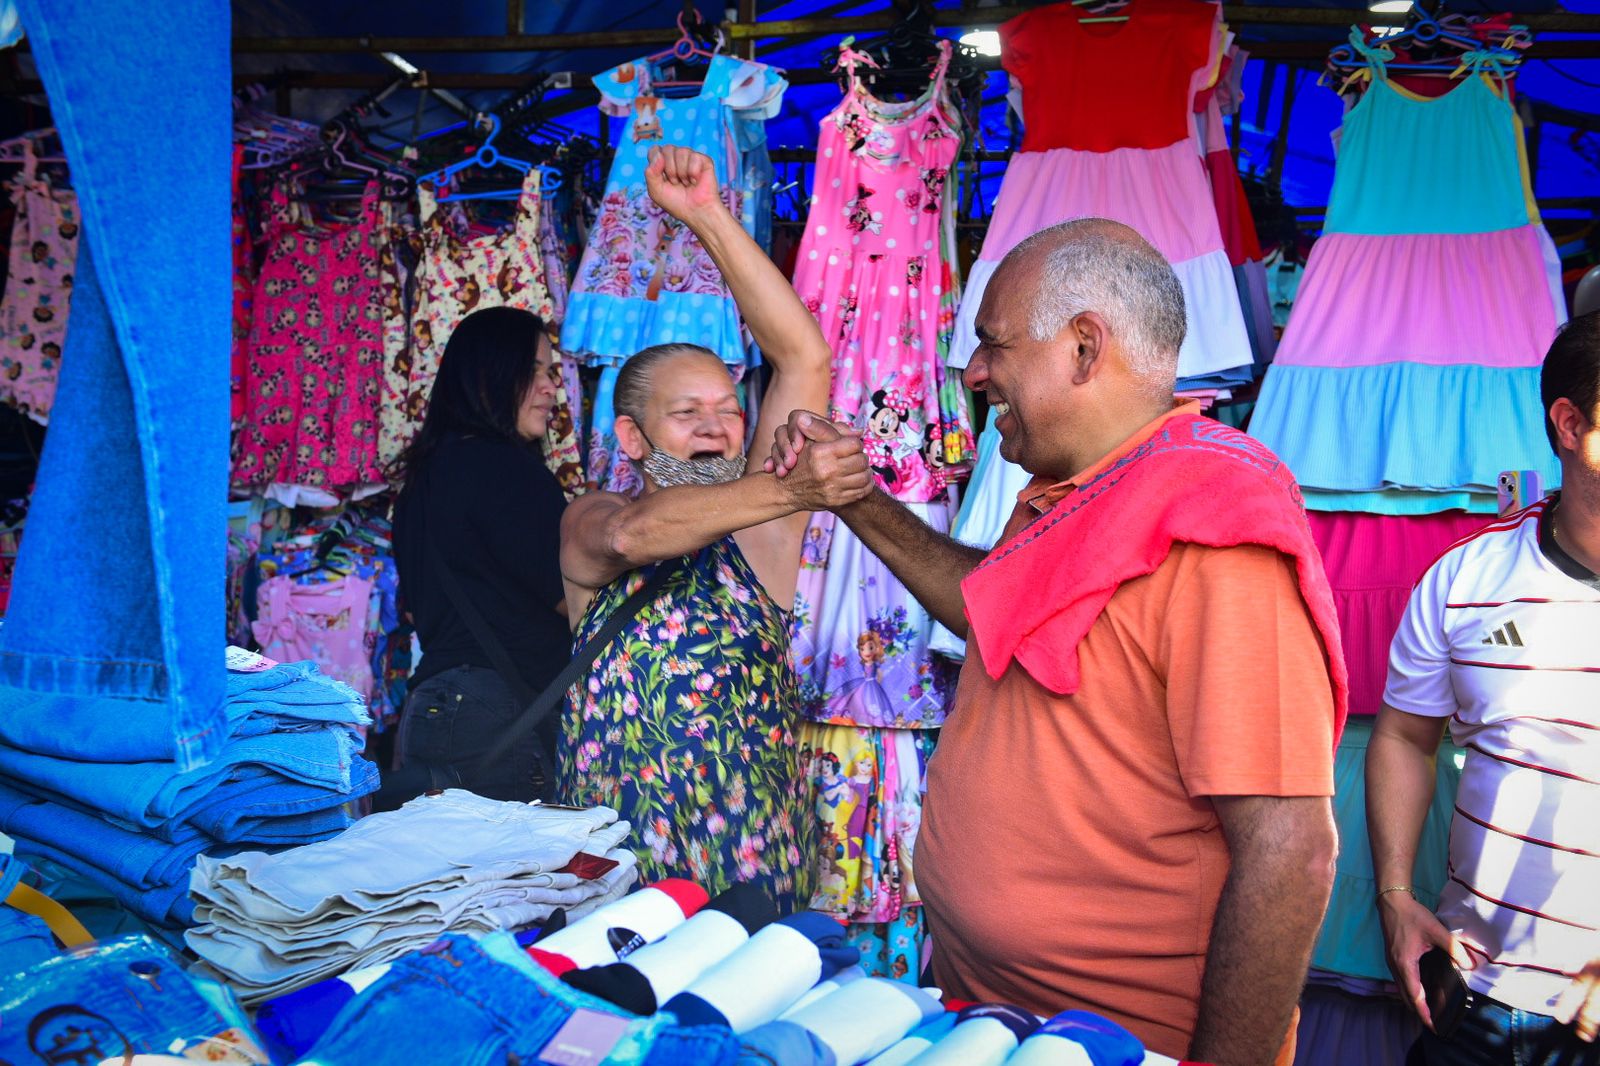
[917,405,1335,1062]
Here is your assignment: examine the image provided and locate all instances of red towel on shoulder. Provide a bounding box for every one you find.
[961,414,1348,739]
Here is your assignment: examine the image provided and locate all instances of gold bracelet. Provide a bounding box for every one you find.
[1377,885,1415,899]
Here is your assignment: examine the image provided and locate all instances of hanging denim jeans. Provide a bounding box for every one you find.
[0,0,231,769]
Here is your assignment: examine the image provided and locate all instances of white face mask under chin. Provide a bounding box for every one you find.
[640,445,748,487]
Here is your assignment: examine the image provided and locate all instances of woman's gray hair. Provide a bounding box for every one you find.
[613,342,722,424]
[1009,219,1188,381]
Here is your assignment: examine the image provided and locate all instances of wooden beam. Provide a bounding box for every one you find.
[736,0,759,61]
[507,0,525,36]
[222,7,1600,53]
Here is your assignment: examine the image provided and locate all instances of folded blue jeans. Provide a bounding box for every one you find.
[10,837,199,927]
[0,846,59,973]
[299,933,742,1066]
[184,758,376,843]
[0,727,361,827]
[0,663,368,763]
[0,0,231,769]
[0,781,213,889]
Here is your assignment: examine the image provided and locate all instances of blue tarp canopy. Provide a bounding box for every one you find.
[226,0,1600,231]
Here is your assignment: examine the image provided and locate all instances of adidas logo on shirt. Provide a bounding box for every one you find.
[1481,620,1525,647]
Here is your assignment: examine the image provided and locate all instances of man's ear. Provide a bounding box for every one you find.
[1548,397,1594,455]
[1068,311,1111,386]
[616,415,649,462]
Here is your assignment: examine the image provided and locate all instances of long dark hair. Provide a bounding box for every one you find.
[393,306,552,490]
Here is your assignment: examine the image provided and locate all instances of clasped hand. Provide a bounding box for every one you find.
[765,410,872,512]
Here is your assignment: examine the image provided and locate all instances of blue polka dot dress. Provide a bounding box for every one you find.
[561,54,786,371]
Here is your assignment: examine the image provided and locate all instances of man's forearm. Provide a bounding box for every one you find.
[835,490,984,635]
[1366,715,1440,891]
[1190,802,1336,1066]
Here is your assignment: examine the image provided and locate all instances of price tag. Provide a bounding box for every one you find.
[224,646,278,673]
[537,1009,630,1066]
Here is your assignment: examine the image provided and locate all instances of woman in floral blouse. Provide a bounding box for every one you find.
[558,147,868,910]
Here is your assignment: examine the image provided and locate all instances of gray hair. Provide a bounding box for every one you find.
[1008,219,1187,382]
[614,342,722,423]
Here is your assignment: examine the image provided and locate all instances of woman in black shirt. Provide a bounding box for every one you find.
[392,306,567,801]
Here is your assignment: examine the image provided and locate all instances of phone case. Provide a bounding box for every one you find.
[1419,947,1472,1038]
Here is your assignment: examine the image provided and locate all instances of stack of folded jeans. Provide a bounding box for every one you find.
[0,652,377,927]
[186,789,638,1003]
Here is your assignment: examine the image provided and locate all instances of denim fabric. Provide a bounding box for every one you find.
[0,0,230,769]
[0,781,215,889]
[184,759,375,843]
[11,836,199,926]
[738,1021,838,1066]
[0,907,58,973]
[17,854,189,951]
[1409,996,1600,1066]
[0,662,366,762]
[397,664,548,802]
[0,935,251,1062]
[298,933,740,1066]
[0,727,361,827]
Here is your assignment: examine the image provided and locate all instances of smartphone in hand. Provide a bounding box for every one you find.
[1420,946,1474,1038]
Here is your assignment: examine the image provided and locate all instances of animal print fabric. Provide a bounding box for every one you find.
[0,151,79,425]
[388,167,584,497]
[232,182,392,504]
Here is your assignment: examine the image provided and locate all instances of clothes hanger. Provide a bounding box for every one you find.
[418,113,561,201]
[1075,0,1131,27]
[1326,11,1525,78]
[0,128,65,165]
[646,12,724,93]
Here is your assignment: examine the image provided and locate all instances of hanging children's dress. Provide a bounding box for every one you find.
[1247,41,1565,1002]
[1194,41,1275,375]
[947,0,1251,384]
[392,168,585,497]
[790,44,970,735]
[232,183,394,506]
[1250,47,1565,512]
[560,54,786,371]
[784,45,970,980]
[231,146,254,426]
[0,145,78,425]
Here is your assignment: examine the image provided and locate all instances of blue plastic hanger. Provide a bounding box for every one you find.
[1327,11,1524,75]
[419,114,564,200]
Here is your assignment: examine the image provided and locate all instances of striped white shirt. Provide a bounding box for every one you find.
[1385,496,1600,1015]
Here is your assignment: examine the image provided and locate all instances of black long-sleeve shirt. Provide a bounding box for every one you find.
[394,433,569,694]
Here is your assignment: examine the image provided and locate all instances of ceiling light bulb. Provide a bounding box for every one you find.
[959,29,1001,57]
[1367,0,1412,12]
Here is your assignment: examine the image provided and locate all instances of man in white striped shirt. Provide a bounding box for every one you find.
[1370,310,1600,1065]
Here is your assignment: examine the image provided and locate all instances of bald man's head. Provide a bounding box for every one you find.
[994,218,1187,389]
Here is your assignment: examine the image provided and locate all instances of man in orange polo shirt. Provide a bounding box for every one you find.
[767,219,1343,1066]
